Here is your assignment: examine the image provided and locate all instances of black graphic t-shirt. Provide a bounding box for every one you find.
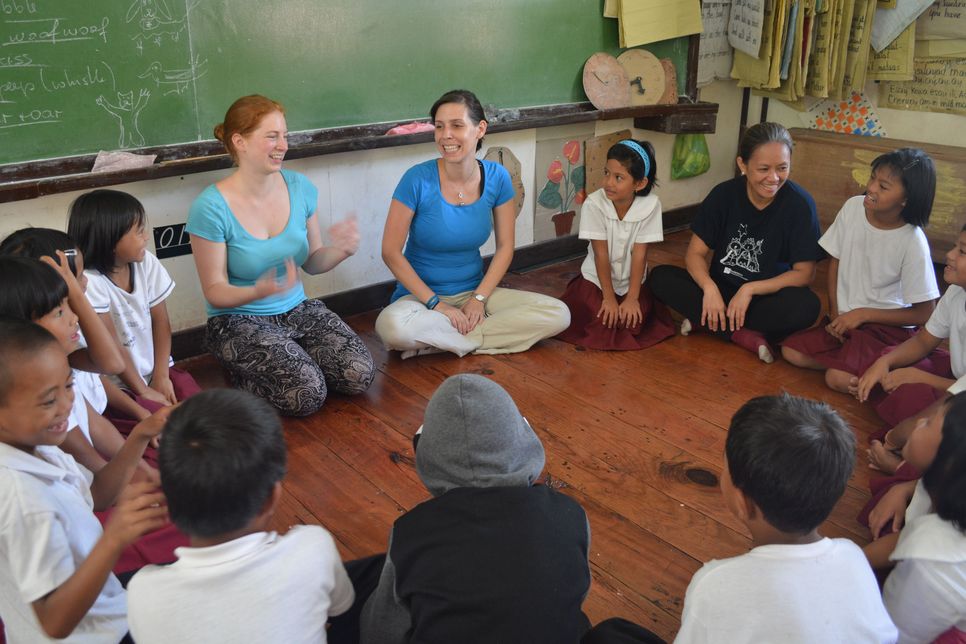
[692,177,823,289]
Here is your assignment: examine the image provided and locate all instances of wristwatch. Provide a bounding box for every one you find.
[473,293,487,303]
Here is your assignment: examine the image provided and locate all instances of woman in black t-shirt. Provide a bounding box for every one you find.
[650,122,823,363]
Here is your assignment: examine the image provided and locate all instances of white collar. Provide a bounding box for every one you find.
[0,442,81,484]
[173,531,280,568]
[598,190,658,223]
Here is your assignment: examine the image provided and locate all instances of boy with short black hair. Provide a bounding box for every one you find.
[360,373,592,644]
[126,388,354,643]
[675,393,898,644]
[0,318,166,642]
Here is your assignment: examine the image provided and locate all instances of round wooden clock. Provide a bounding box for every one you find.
[617,49,666,107]
[582,52,631,111]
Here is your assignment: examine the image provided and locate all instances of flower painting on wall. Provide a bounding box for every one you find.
[534,137,588,242]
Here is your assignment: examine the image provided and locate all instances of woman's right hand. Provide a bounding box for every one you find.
[435,301,472,335]
[701,284,727,332]
[254,258,298,299]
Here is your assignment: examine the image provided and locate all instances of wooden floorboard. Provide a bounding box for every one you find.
[177,230,904,643]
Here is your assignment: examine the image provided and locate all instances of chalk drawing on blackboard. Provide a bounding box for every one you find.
[138,56,207,95]
[96,88,150,148]
[126,0,189,53]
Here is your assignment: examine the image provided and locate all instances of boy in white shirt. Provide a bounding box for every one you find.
[675,394,898,644]
[126,389,354,644]
[0,319,167,643]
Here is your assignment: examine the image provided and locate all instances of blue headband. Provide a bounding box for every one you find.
[617,140,651,179]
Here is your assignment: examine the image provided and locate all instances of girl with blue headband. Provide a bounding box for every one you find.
[557,138,675,350]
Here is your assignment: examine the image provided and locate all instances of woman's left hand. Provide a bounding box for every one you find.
[328,215,360,256]
[726,284,755,331]
[461,298,486,332]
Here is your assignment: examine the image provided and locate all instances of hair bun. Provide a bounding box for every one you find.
[213,123,225,142]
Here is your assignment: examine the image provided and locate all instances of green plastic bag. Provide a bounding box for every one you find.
[670,133,710,180]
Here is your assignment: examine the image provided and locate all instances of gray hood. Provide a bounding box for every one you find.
[416,374,546,497]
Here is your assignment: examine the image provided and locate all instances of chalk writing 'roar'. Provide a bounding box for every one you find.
[3,16,110,47]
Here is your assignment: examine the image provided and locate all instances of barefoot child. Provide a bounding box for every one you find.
[557,139,675,350]
[863,392,966,642]
[782,148,939,392]
[68,189,200,425]
[855,223,966,457]
[0,319,168,642]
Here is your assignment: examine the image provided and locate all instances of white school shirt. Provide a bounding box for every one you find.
[674,538,897,644]
[884,484,966,644]
[127,525,354,644]
[0,443,127,643]
[949,374,966,395]
[84,251,174,385]
[578,189,664,296]
[70,370,108,445]
[925,284,966,378]
[819,196,939,315]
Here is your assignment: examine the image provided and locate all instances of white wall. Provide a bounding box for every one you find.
[0,79,744,333]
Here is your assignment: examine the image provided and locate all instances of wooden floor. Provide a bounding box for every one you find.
[182,230,891,642]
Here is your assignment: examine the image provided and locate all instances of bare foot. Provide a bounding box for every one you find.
[867,440,902,474]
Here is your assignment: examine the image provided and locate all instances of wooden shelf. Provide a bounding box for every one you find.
[0,101,717,204]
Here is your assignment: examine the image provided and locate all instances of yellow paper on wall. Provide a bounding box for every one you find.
[828,0,857,100]
[807,0,838,97]
[766,0,791,88]
[758,0,808,101]
[917,39,966,59]
[732,0,779,86]
[868,22,915,80]
[882,58,966,116]
[618,0,703,48]
[604,0,619,19]
[842,0,878,92]
[878,0,896,7]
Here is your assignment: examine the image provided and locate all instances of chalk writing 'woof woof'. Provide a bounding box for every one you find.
[3,16,109,46]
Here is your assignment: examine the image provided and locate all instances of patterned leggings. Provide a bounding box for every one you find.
[204,299,375,417]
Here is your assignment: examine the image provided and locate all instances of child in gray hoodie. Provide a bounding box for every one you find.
[360,373,592,644]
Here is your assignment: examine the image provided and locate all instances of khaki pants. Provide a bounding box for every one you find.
[375,287,570,356]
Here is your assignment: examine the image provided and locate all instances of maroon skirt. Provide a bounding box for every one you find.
[782,320,917,375]
[104,366,202,436]
[557,275,675,351]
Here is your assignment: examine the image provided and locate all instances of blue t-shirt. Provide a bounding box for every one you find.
[390,159,515,302]
[186,169,316,317]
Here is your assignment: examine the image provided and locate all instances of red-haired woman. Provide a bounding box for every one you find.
[186,95,374,416]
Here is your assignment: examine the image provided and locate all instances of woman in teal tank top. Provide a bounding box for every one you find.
[186,95,374,416]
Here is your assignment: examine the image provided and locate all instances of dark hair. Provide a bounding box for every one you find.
[0,256,68,321]
[67,189,146,273]
[0,227,79,275]
[923,392,966,532]
[430,89,487,151]
[0,318,60,405]
[726,393,855,534]
[607,139,659,197]
[870,148,936,228]
[738,122,794,164]
[215,94,286,162]
[159,389,287,538]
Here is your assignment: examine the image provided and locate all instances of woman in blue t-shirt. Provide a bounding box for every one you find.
[186,95,374,416]
[649,122,823,363]
[375,89,570,358]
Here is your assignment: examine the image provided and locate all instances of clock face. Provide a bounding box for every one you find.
[483,146,524,218]
[582,52,631,111]
[617,49,666,107]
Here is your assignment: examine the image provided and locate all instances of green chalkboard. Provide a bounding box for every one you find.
[0,0,691,166]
